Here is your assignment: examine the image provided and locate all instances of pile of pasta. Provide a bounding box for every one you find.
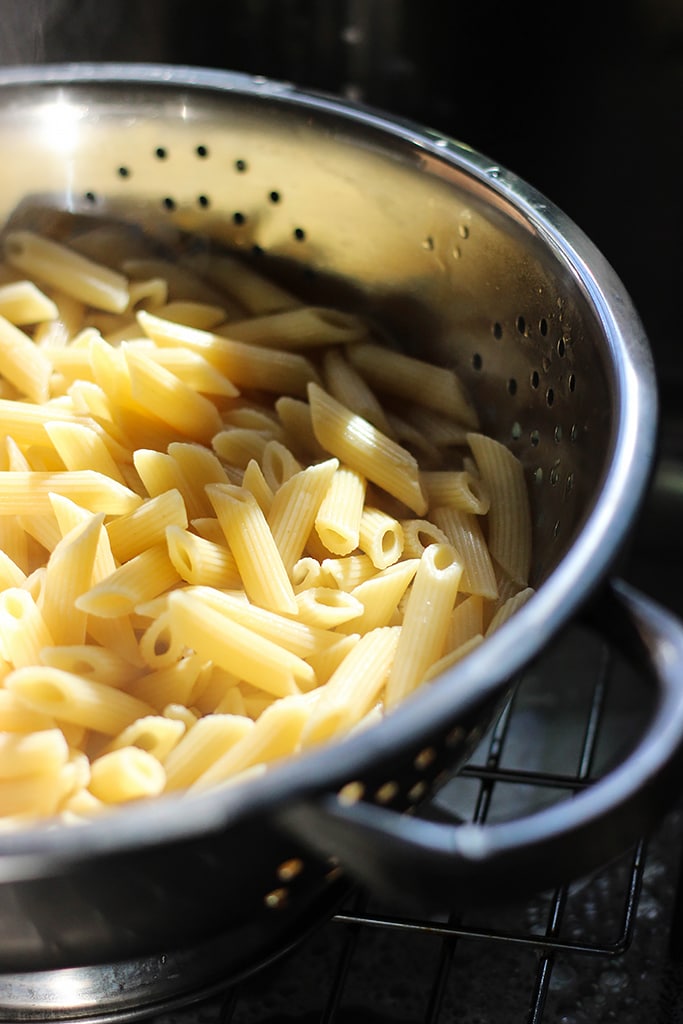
[0,218,533,826]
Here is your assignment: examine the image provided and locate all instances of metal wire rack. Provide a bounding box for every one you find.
[147,615,683,1024]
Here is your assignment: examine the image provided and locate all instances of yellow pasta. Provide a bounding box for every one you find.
[89,747,166,803]
[5,231,130,313]
[347,341,480,428]
[301,627,401,748]
[163,714,254,791]
[0,587,54,668]
[467,432,532,586]
[0,219,535,825]
[0,470,142,516]
[5,665,155,735]
[106,488,188,563]
[222,306,368,348]
[137,310,321,398]
[76,544,181,618]
[38,512,104,645]
[267,457,339,572]
[336,559,420,635]
[0,280,59,325]
[385,544,464,709]
[165,525,241,589]
[315,464,366,556]
[358,507,405,570]
[0,314,53,403]
[207,483,298,615]
[309,382,428,515]
[167,589,313,697]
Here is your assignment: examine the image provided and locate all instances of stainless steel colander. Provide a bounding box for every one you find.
[0,63,682,1023]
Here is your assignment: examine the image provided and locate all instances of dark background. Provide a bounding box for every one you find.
[1,0,680,403]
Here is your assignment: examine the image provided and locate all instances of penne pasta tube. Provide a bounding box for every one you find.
[467,432,532,586]
[321,553,376,591]
[291,556,331,592]
[102,715,186,762]
[39,644,140,689]
[0,314,53,403]
[301,626,400,748]
[315,465,366,556]
[0,397,85,447]
[267,458,339,572]
[446,594,485,652]
[222,306,368,348]
[241,458,274,515]
[88,747,166,803]
[0,729,69,779]
[347,342,480,428]
[185,249,301,315]
[5,665,156,735]
[5,231,130,313]
[128,654,208,712]
[207,483,298,615]
[76,544,181,619]
[137,310,321,398]
[0,689,56,733]
[212,427,270,470]
[0,280,59,324]
[186,586,338,659]
[399,518,451,559]
[167,441,231,520]
[432,505,499,600]
[0,772,70,819]
[166,526,241,589]
[189,695,310,792]
[106,488,188,563]
[163,714,254,791]
[274,395,326,460]
[423,633,485,681]
[167,589,313,697]
[359,507,405,569]
[0,588,54,668]
[44,420,128,485]
[0,550,27,588]
[122,257,231,309]
[151,300,227,330]
[421,470,490,515]
[0,470,142,516]
[336,558,420,635]
[308,383,427,515]
[38,512,105,646]
[385,544,463,709]
[322,347,394,436]
[306,632,360,686]
[486,587,535,636]
[294,587,364,629]
[123,347,224,445]
[137,608,187,670]
[261,440,303,491]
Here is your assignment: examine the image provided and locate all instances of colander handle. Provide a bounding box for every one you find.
[278,579,683,910]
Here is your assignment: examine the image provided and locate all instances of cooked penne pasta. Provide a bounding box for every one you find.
[207,483,298,615]
[221,306,368,348]
[5,665,155,735]
[359,507,404,569]
[0,280,58,325]
[385,544,463,709]
[0,219,534,825]
[309,383,428,515]
[347,342,480,428]
[315,464,366,556]
[467,432,532,585]
[5,231,130,313]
